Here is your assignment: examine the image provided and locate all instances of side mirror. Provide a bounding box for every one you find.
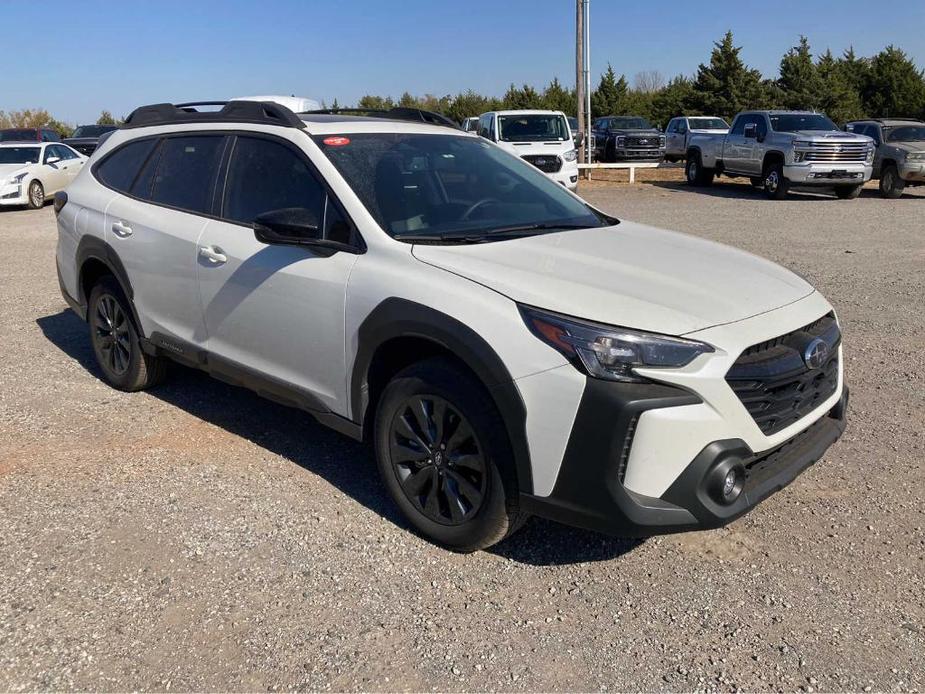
[46,156,61,165]
[574,131,584,147]
[254,207,322,246]
[743,123,757,140]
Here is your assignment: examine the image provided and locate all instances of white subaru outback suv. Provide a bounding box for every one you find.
[55,100,848,551]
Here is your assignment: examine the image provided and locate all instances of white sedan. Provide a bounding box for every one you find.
[0,142,87,209]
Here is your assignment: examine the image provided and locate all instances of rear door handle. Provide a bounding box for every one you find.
[111,221,133,237]
[199,245,227,265]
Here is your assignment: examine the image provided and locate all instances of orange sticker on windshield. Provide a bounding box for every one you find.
[323,136,350,146]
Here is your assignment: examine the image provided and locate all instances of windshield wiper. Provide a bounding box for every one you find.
[395,223,596,244]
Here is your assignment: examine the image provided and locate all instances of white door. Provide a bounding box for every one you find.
[103,134,224,343]
[196,134,360,411]
[41,145,70,194]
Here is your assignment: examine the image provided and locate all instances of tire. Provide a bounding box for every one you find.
[835,184,863,200]
[604,141,616,163]
[374,357,526,552]
[685,153,714,186]
[749,177,764,189]
[762,161,790,200]
[87,276,167,391]
[879,165,905,199]
[26,180,44,209]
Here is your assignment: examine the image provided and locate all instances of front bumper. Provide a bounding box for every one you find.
[0,183,27,206]
[613,148,664,161]
[547,164,579,190]
[784,162,871,185]
[520,382,848,537]
[898,161,925,182]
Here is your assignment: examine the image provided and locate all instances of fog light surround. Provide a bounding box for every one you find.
[706,458,745,505]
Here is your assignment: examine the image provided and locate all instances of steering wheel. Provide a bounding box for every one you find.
[460,198,501,221]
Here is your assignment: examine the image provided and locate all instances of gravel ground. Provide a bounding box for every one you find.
[1,180,923,692]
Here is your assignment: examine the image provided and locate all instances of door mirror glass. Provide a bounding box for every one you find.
[743,123,757,139]
[254,207,322,246]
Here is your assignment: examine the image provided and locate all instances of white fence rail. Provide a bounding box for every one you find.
[577,162,676,183]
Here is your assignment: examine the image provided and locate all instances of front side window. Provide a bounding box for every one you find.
[222,136,325,225]
[95,139,158,193]
[498,114,569,142]
[149,136,225,214]
[478,114,493,140]
[0,147,40,164]
[315,132,607,241]
[769,114,837,132]
[885,125,925,142]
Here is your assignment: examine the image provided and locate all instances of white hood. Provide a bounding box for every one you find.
[412,222,814,335]
[0,163,30,181]
[495,140,574,157]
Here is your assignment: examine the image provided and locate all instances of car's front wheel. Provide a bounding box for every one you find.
[879,165,905,199]
[88,276,167,391]
[374,357,525,551]
[26,180,44,209]
[763,162,790,200]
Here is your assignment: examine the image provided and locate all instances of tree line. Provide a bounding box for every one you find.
[3,32,924,135]
[356,32,925,127]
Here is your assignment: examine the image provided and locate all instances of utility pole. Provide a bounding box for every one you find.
[575,0,585,163]
[583,0,592,167]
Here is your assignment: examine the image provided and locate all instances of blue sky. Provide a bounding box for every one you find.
[3,0,924,124]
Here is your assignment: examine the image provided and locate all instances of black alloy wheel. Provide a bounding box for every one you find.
[389,394,488,525]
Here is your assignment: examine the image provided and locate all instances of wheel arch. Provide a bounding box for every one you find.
[352,298,533,494]
[75,236,142,331]
[762,150,786,170]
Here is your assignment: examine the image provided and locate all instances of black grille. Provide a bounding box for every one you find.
[726,314,840,435]
[521,154,562,173]
[625,136,661,149]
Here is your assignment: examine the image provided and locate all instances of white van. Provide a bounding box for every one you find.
[477,110,579,190]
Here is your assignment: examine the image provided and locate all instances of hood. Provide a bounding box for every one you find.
[0,163,30,179]
[496,140,573,155]
[791,130,869,143]
[610,128,662,136]
[63,137,98,145]
[892,141,925,153]
[411,221,814,336]
[689,128,728,134]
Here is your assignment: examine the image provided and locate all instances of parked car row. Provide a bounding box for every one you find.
[0,141,87,209]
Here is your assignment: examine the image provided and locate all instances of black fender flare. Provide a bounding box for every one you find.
[351,298,533,494]
[75,236,143,332]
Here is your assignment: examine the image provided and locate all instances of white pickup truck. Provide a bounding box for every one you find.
[685,110,874,199]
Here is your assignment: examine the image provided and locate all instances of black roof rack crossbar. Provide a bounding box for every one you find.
[300,107,460,129]
[123,100,306,130]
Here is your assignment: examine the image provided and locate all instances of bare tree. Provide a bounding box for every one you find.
[634,70,666,94]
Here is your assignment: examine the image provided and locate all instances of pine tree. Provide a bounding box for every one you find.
[816,49,863,123]
[589,64,628,118]
[689,31,768,119]
[97,110,119,125]
[650,76,695,124]
[541,78,575,113]
[778,36,823,110]
[502,84,543,110]
[863,46,925,117]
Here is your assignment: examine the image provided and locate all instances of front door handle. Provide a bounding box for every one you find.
[199,245,227,265]
[112,221,133,237]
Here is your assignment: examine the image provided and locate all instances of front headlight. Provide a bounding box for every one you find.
[866,147,875,164]
[616,136,626,148]
[906,152,925,161]
[520,305,714,383]
[562,149,578,162]
[659,136,666,148]
[9,172,28,185]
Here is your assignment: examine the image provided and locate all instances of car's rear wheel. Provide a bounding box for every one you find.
[88,276,167,391]
[763,161,790,200]
[27,180,44,209]
[879,165,905,199]
[374,357,525,551]
[835,184,863,200]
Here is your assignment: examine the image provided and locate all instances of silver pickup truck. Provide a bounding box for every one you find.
[685,110,874,199]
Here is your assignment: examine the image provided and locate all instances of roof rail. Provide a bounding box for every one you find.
[300,107,460,130]
[123,100,306,130]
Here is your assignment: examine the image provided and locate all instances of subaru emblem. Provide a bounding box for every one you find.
[803,338,830,370]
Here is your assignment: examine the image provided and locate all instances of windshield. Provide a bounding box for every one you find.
[314,133,606,241]
[0,129,37,142]
[688,117,728,130]
[71,125,117,138]
[885,125,925,142]
[609,117,653,130]
[0,147,40,164]
[498,114,569,142]
[769,114,837,132]
[568,117,579,131]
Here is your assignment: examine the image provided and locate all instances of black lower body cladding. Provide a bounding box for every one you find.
[520,379,849,537]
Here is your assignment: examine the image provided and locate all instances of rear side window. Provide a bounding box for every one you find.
[95,139,158,192]
[149,136,225,214]
[222,136,325,225]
